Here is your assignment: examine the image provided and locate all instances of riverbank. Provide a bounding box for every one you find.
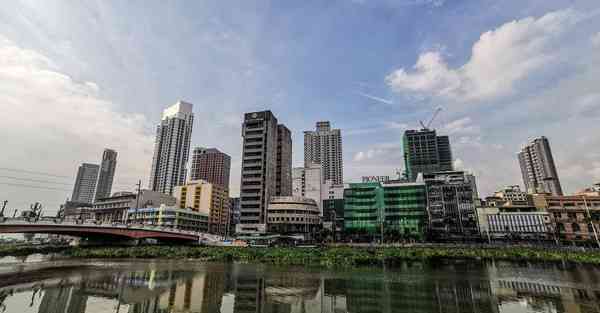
[2,245,600,267]
[0,244,70,257]
[61,245,600,267]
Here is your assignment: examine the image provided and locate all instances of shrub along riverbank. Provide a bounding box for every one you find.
[2,245,599,266]
[0,244,70,257]
[61,246,600,267]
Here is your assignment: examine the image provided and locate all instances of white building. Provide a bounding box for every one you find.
[292,162,323,215]
[493,185,530,205]
[71,163,99,204]
[149,101,194,195]
[304,121,343,185]
[477,207,552,240]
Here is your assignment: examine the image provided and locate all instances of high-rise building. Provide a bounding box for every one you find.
[403,129,453,181]
[292,163,323,215]
[518,136,563,196]
[149,101,194,195]
[94,149,117,201]
[276,124,292,197]
[190,147,231,188]
[304,121,343,184]
[174,180,230,235]
[71,163,100,204]
[238,111,292,234]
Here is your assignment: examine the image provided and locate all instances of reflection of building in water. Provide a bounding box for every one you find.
[493,278,600,313]
[322,264,498,313]
[229,264,321,313]
[33,268,205,313]
[38,286,87,313]
[155,270,225,313]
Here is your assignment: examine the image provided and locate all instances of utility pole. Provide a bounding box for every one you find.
[583,196,600,249]
[132,180,142,225]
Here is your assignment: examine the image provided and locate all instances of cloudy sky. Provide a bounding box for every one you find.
[1,0,600,214]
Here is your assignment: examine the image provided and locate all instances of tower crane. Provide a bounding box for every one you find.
[419,107,443,130]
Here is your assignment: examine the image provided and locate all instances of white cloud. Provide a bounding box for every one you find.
[0,35,153,208]
[592,32,600,47]
[384,121,408,130]
[353,149,385,162]
[441,117,480,135]
[453,158,465,170]
[386,9,584,102]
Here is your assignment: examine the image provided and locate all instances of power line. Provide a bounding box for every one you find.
[0,182,71,192]
[0,175,72,186]
[0,167,71,179]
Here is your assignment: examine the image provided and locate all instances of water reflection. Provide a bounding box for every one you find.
[0,260,599,313]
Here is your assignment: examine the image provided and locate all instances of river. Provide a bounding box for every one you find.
[0,256,598,313]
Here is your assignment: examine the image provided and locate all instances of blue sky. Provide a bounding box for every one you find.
[1,0,600,212]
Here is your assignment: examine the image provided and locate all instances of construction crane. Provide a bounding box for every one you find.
[419,107,443,130]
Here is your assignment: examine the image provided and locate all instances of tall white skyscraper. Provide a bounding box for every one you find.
[518,136,563,195]
[304,121,343,184]
[292,162,323,215]
[71,163,99,203]
[149,101,194,195]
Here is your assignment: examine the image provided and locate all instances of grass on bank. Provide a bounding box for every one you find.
[61,246,600,267]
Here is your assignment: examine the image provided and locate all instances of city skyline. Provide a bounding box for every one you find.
[1,1,600,213]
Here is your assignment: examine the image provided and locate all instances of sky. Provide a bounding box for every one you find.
[1,0,600,214]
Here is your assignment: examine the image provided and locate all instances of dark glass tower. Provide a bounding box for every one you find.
[403,129,453,181]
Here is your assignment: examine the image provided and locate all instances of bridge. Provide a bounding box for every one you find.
[0,218,222,244]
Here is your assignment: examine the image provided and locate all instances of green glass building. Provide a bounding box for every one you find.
[344,181,427,240]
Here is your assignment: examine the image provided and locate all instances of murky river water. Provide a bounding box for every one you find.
[0,256,599,313]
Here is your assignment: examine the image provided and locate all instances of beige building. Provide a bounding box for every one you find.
[174,180,230,236]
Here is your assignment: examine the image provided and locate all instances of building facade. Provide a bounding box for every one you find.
[403,129,453,182]
[492,185,531,206]
[126,205,209,233]
[303,121,343,184]
[189,147,231,188]
[477,207,552,241]
[149,101,194,195]
[424,171,478,240]
[276,124,293,197]
[518,136,563,195]
[238,111,291,234]
[92,190,176,223]
[540,195,600,246]
[344,181,427,240]
[266,196,321,238]
[71,163,100,204]
[292,163,323,215]
[94,148,117,201]
[173,180,230,236]
[322,181,345,237]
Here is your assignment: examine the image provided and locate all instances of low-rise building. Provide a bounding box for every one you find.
[266,196,321,239]
[491,185,532,206]
[292,162,323,215]
[92,190,176,223]
[174,180,230,236]
[344,180,427,241]
[574,183,600,197]
[126,205,208,233]
[424,171,479,241]
[476,207,553,241]
[538,195,600,246]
